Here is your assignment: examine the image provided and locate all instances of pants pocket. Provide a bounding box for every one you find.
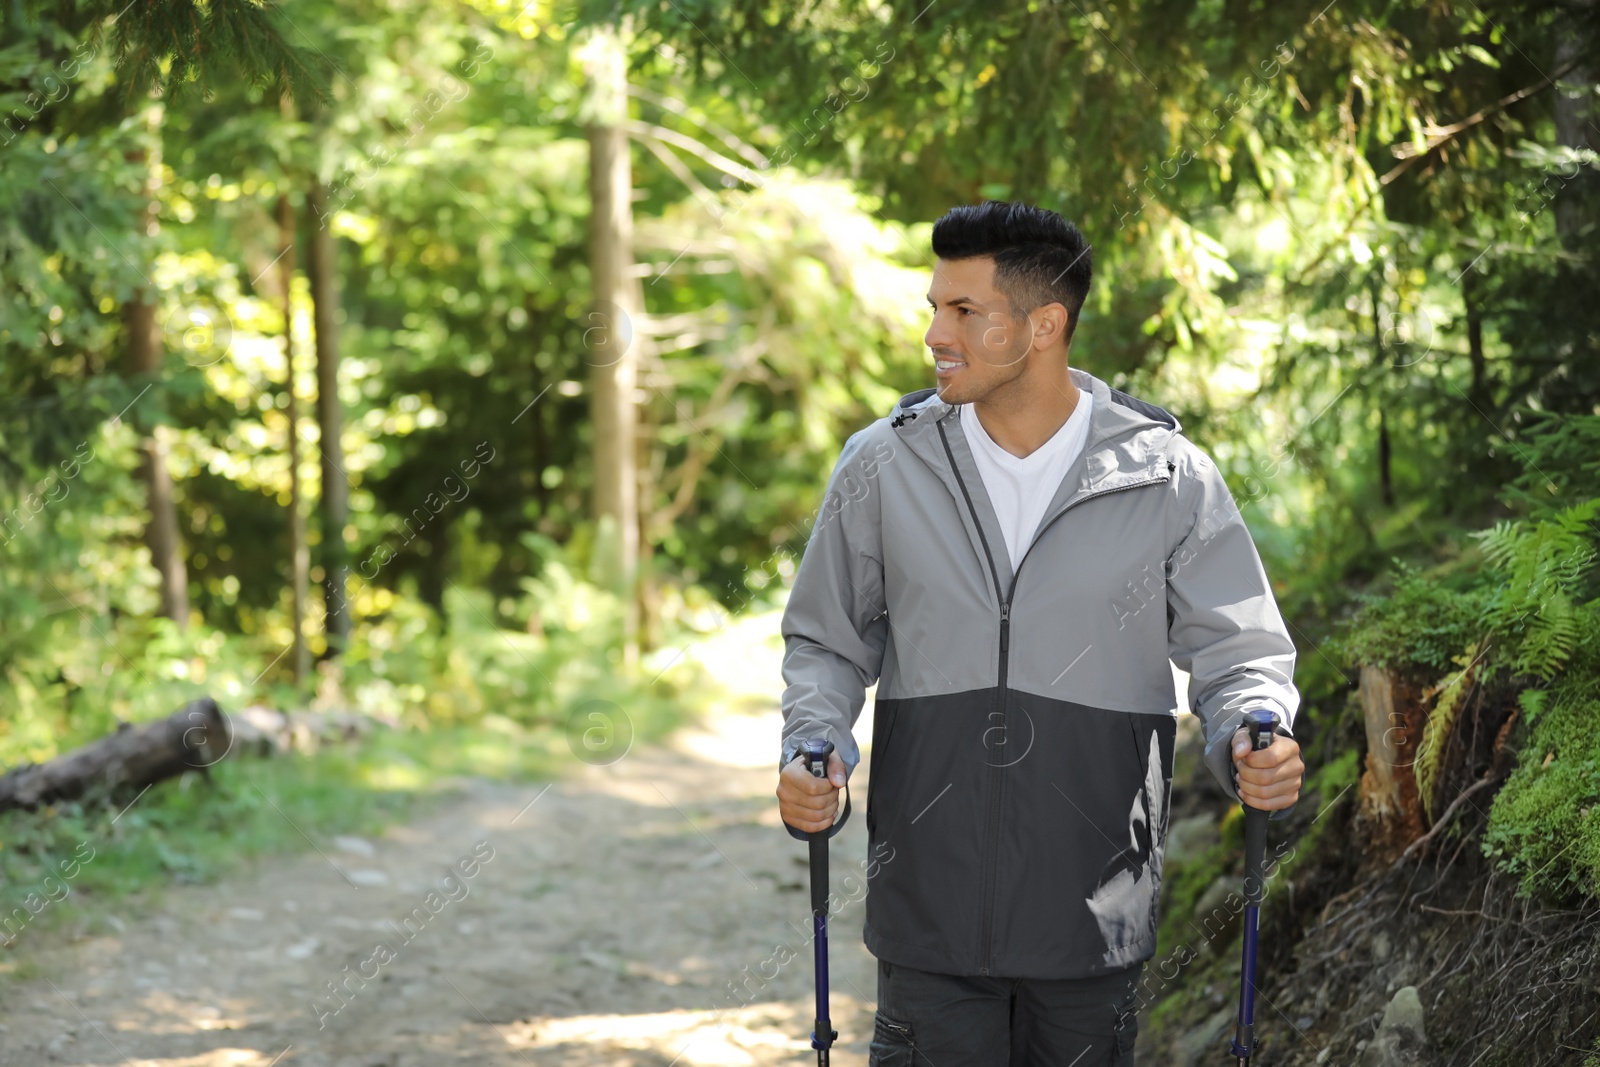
[868,1009,917,1066]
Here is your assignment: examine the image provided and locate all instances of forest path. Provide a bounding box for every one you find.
[0,609,883,1066]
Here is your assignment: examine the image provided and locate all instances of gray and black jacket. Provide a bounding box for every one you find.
[779,368,1298,980]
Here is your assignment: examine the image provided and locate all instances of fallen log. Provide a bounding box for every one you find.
[0,698,231,813]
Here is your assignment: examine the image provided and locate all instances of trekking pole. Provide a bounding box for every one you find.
[801,737,838,1066]
[1229,708,1280,1066]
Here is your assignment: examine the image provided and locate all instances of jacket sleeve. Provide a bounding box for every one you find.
[1164,439,1300,806]
[779,429,893,778]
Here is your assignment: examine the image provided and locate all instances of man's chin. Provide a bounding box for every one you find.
[936,380,980,405]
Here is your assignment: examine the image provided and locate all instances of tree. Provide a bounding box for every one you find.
[580,20,642,663]
[81,0,327,628]
[307,176,351,660]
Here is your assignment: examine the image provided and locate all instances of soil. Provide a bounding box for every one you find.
[0,613,883,1066]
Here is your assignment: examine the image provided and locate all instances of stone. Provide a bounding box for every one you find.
[1165,814,1220,865]
[1359,985,1431,1067]
[1190,875,1244,950]
[1381,986,1425,1040]
[1175,1005,1236,1067]
[1373,931,1391,961]
[333,835,377,857]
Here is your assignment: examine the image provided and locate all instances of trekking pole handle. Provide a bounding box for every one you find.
[1241,708,1279,903]
[1244,708,1279,759]
[801,737,835,919]
[802,737,834,779]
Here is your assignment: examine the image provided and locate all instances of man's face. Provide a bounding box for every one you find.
[923,256,1035,406]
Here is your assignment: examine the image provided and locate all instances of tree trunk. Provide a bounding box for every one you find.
[1378,410,1394,507]
[307,177,351,660]
[1355,665,1427,864]
[125,96,188,629]
[636,397,660,651]
[1463,269,1487,408]
[0,699,230,812]
[1370,279,1394,506]
[278,193,310,686]
[583,21,641,667]
[1553,11,1595,249]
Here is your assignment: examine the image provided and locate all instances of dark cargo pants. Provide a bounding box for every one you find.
[867,957,1143,1066]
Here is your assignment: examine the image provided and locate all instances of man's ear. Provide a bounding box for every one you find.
[1032,302,1071,350]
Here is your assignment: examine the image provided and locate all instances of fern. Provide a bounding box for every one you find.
[1517,688,1549,725]
[1472,498,1600,680]
[1415,640,1487,819]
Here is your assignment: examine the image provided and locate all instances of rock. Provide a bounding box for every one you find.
[347,868,390,888]
[1190,876,1244,949]
[1165,814,1220,865]
[285,937,321,960]
[1373,931,1391,962]
[1359,985,1431,1067]
[1175,1005,1236,1067]
[1381,987,1425,1040]
[227,907,266,922]
[333,835,377,857]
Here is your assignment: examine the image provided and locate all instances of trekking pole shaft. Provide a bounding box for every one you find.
[1233,808,1267,1064]
[801,737,836,1065]
[1231,710,1278,1065]
[811,830,830,1036]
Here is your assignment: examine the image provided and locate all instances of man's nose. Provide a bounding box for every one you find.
[925,314,951,352]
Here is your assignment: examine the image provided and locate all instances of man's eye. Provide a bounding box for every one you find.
[958,307,973,316]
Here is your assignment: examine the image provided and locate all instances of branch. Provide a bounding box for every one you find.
[648,371,748,532]
[1380,57,1582,186]
[624,120,764,186]
[627,85,770,168]
[639,136,715,203]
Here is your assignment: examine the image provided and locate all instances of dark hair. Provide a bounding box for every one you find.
[930,201,1093,336]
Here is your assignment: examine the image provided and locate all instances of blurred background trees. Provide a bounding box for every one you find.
[1,0,1596,906]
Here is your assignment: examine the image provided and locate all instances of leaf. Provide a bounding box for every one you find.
[1517,688,1548,725]
[1415,639,1486,820]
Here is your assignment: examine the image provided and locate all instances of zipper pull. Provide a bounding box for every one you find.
[1000,603,1010,653]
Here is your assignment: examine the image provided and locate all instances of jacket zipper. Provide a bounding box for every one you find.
[938,416,1166,974]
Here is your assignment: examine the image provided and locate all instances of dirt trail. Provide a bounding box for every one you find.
[0,612,882,1066]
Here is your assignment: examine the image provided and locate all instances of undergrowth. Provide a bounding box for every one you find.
[0,723,560,959]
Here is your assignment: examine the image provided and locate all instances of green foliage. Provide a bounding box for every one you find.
[1415,640,1486,820]
[1482,604,1600,904]
[1501,414,1600,515]
[0,723,553,946]
[1333,563,1489,676]
[1474,499,1600,681]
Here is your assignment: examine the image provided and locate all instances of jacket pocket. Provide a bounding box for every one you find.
[867,1010,917,1066]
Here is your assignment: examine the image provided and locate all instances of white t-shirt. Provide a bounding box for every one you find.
[960,388,1094,567]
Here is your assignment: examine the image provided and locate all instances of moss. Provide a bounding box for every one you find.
[1333,563,1489,676]
[1482,608,1600,902]
[1158,839,1232,952]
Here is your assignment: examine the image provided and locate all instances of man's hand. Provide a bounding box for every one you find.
[1231,728,1303,811]
[777,751,848,833]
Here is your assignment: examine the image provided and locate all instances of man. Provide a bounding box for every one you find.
[775,201,1304,1065]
